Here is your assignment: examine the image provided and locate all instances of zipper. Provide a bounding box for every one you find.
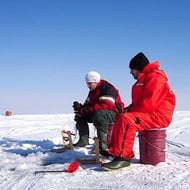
[120,124,129,158]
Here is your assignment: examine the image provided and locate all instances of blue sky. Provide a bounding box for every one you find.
[0,0,189,114]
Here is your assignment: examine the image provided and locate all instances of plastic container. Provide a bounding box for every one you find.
[139,128,166,165]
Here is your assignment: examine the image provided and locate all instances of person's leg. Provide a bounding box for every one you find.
[108,113,136,159]
[91,110,116,151]
[73,116,89,147]
[102,112,159,170]
[109,112,161,159]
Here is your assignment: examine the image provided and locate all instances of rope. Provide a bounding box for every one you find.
[140,135,166,152]
[140,136,188,154]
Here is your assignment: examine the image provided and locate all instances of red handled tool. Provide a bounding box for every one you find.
[34,161,80,174]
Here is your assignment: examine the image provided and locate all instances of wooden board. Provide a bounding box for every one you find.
[77,157,102,164]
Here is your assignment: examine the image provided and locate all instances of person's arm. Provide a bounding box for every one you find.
[131,71,169,112]
[91,82,118,112]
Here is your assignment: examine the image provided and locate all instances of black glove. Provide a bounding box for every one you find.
[82,103,90,115]
[74,114,81,122]
[73,101,90,116]
[72,101,83,112]
[72,101,87,116]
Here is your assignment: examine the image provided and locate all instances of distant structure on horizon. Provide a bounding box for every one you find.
[5,110,12,116]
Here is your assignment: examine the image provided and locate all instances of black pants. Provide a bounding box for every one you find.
[75,110,116,149]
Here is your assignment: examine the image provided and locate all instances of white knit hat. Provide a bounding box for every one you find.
[85,71,101,83]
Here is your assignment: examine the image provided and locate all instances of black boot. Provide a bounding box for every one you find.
[101,157,130,171]
[73,135,89,147]
[73,121,89,147]
[97,130,108,151]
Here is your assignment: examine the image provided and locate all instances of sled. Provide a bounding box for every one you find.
[51,130,101,164]
[51,130,75,153]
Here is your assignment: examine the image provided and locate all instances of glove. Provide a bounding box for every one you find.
[72,101,88,116]
[72,101,83,112]
[74,114,81,122]
[82,103,90,115]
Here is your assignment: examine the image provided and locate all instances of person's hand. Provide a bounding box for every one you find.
[72,101,89,116]
[74,114,81,122]
[72,101,82,112]
[82,104,90,115]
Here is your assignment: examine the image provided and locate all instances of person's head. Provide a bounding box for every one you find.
[85,71,101,91]
[129,52,149,79]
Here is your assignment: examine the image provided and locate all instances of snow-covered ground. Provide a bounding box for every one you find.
[0,111,190,190]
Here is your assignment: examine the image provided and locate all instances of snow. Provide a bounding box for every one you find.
[0,111,190,190]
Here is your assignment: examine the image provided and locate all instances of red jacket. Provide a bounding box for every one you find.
[84,80,124,114]
[128,61,176,126]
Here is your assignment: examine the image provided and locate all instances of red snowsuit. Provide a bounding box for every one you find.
[108,61,176,160]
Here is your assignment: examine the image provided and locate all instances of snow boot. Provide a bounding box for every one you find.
[101,157,130,171]
[73,122,89,147]
[73,135,89,147]
[97,130,108,152]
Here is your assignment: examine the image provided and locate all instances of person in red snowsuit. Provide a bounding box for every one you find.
[101,52,176,171]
